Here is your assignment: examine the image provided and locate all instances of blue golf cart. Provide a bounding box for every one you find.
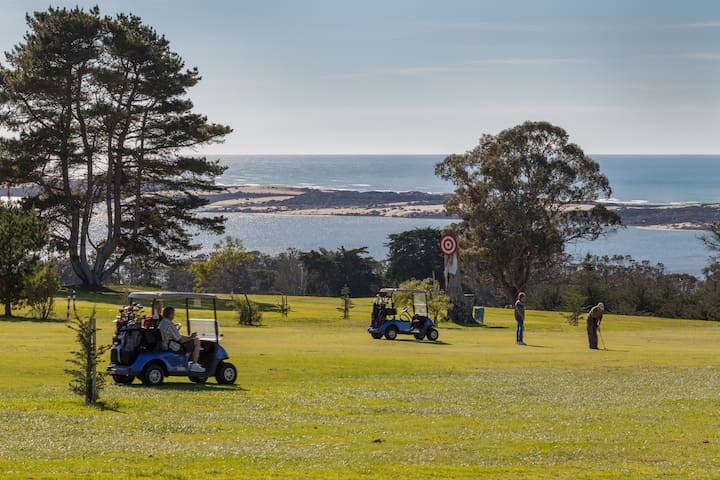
[368,288,439,341]
[107,292,237,386]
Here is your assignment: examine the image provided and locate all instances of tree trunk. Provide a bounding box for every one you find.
[447,271,472,323]
[4,301,11,317]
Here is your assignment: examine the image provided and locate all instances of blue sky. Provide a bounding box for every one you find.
[1,0,719,154]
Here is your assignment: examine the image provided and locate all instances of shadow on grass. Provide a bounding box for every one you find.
[394,338,452,346]
[523,344,551,348]
[0,315,68,323]
[94,400,122,412]
[121,382,247,392]
[456,323,508,329]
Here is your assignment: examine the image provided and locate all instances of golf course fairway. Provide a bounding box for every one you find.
[1,294,719,479]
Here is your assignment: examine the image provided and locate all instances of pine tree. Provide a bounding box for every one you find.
[0,7,232,287]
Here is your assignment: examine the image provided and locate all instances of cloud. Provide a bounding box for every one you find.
[681,52,720,61]
[672,20,720,29]
[321,65,485,80]
[323,57,588,80]
[474,58,589,66]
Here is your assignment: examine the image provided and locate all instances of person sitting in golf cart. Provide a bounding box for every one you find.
[158,306,205,373]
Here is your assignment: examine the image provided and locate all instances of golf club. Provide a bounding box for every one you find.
[598,327,607,350]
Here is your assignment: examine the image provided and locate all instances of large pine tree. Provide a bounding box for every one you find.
[0,7,232,286]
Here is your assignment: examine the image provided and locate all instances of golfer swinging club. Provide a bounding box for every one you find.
[587,302,604,350]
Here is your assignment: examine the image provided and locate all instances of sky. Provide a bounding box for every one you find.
[0,0,719,154]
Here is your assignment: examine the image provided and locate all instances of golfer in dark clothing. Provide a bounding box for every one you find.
[515,292,526,345]
[587,302,604,349]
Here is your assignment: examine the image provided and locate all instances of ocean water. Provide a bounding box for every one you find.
[215,154,720,204]
[198,154,720,276]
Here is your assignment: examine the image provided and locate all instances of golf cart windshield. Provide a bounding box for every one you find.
[378,289,429,317]
[413,292,428,316]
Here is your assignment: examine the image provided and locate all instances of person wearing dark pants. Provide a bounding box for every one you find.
[514,292,526,345]
[587,302,604,349]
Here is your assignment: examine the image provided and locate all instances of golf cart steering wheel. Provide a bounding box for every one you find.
[400,306,412,321]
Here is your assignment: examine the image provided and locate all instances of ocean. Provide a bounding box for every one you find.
[215,154,720,204]
[196,154,720,277]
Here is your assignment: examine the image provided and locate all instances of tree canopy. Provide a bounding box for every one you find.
[0,6,231,287]
[435,121,621,301]
[385,228,444,288]
[299,247,381,297]
[0,202,49,316]
[191,237,254,294]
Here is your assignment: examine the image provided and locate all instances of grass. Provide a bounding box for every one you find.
[1,293,719,479]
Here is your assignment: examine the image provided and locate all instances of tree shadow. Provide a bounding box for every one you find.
[0,315,68,323]
[93,400,122,413]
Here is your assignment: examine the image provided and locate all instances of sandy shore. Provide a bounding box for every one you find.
[6,182,720,229]
[199,185,720,229]
[201,185,448,218]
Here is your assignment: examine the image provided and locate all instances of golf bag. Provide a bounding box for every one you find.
[116,324,143,365]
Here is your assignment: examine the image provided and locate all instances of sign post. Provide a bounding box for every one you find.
[440,231,471,323]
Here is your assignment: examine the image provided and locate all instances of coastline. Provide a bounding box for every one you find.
[200,185,720,230]
[5,183,720,229]
[200,185,448,218]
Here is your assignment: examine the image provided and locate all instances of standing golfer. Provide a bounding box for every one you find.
[587,302,604,349]
[515,292,526,345]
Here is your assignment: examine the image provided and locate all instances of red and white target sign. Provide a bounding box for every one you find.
[440,232,458,256]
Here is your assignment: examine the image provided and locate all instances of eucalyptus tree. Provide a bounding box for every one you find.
[435,121,621,302]
[0,7,231,287]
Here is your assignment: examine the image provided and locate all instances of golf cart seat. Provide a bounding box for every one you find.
[141,328,162,351]
[384,307,397,317]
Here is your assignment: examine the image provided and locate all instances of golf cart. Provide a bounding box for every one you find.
[368,288,439,341]
[107,292,237,386]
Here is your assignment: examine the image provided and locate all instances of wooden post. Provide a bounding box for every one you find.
[441,231,472,323]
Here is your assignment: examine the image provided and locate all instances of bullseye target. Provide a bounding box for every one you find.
[440,233,458,256]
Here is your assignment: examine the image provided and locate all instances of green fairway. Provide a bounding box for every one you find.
[1,294,719,479]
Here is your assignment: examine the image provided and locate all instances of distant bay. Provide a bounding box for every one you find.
[194,154,719,276]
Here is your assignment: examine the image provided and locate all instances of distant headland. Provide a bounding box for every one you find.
[198,185,720,230]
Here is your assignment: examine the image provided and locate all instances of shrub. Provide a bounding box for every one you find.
[233,294,263,326]
[563,291,588,326]
[398,278,451,322]
[25,262,60,321]
[338,285,353,320]
[65,307,109,405]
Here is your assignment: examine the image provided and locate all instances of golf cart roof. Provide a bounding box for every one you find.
[379,288,426,295]
[127,291,218,301]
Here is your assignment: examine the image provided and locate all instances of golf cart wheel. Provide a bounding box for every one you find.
[371,332,383,339]
[216,362,237,385]
[384,326,398,340]
[141,364,165,386]
[426,328,439,341]
[112,374,134,385]
[189,376,207,384]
